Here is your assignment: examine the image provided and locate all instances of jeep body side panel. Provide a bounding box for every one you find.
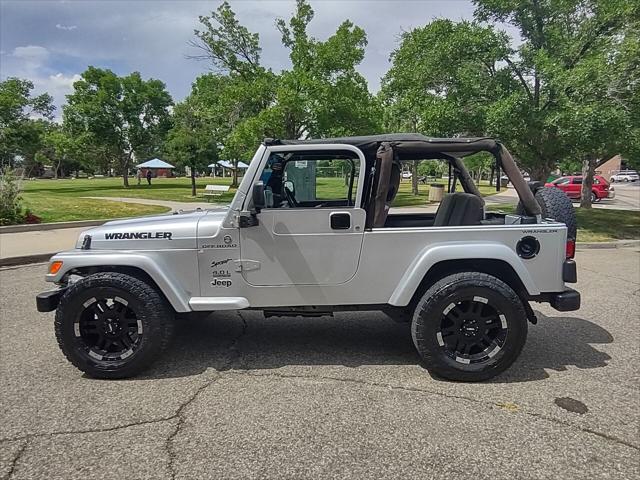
[46,250,198,312]
[191,222,566,309]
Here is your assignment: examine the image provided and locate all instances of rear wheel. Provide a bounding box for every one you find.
[411,272,528,382]
[55,272,174,379]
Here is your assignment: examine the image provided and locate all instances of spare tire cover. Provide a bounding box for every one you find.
[517,187,577,240]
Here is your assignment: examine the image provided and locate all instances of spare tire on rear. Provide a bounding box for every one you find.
[516,186,577,240]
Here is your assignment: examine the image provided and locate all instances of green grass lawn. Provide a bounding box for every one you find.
[488,204,640,242]
[20,176,639,242]
[20,175,498,223]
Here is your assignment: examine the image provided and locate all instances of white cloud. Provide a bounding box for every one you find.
[12,45,50,63]
[35,73,81,120]
[55,23,77,31]
[6,45,79,120]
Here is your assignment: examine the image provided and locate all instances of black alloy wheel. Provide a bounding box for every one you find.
[75,295,143,363]
[437,296,508,365]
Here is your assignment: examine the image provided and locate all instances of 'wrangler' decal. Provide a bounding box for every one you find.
[105,232,173,240]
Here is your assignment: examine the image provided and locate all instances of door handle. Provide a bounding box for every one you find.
[330,212,351,230]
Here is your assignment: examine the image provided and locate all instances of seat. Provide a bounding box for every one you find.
[433,193,484,226]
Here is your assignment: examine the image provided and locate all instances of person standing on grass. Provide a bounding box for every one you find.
[136,169,142,185]
[146,169,152,185]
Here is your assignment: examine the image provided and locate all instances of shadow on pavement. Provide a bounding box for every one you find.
[142,310,612,383]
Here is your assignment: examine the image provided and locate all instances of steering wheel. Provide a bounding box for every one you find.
[284,186,299,208]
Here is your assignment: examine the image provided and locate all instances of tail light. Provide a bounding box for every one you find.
[566,239,576,259]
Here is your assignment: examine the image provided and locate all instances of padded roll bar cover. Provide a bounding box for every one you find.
[449,155,484,203]
[497,144,542,216]
[373,142,394,228]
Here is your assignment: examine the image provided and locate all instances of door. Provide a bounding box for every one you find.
[568,177,583,199]
[239,147,366,286]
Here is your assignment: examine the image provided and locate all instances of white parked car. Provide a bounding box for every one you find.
[610,170,639,182]
[401,171,412,179]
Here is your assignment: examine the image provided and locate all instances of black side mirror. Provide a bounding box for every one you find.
[252,181,265,211]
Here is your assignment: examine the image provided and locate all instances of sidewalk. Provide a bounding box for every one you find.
[0,227,86,266]
[81,196,218,211]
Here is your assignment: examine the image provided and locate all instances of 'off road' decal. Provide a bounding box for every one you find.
[202,235,237,249]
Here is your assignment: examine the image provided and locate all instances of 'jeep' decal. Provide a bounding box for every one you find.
[105,232,173,240]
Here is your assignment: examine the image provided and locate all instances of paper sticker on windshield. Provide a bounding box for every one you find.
[295,160,307,168]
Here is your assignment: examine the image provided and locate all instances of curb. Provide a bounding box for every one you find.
[576,239,640,249]
[0,219,107,234]
[0,253,54,268]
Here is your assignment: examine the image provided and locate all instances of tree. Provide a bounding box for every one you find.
[382,1,635,182]
[165,100,218,196]
[189,0,381,166]
[475,0,635,180]
[63,67,173,186]
[0,78,53,168]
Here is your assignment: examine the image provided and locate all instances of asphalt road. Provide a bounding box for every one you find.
[1,247,639,480]
[608,182,640,211]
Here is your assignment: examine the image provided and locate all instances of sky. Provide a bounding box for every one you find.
[0,0,519,117]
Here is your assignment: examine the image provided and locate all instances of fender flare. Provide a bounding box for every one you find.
[388,242,539,306]
[46,251,192,312]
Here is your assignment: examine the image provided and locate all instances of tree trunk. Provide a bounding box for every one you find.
[54,158,61,179]
[489,165,495,186]
[411,161,419,195]
[190,167,197,197]
[529,165,550,182]
[231,160,239,188]
[580,157,596,209]
[122,152,131,187]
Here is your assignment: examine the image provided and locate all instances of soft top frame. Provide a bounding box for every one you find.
[264,133,499,161]
[263,133,541,217]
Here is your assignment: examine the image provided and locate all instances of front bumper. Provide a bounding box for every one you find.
[36,289,66,312]
[549,288,581,312]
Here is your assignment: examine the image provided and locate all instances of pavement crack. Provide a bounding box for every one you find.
[2,439,28,480]
[231,370,640,452]
[0,416,175,444]
[165,315,248,479]
[165,374,222,480]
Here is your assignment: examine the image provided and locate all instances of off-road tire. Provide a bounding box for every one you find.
[55,272,174,379]
[517,186,577,240]
[411,272,528,382]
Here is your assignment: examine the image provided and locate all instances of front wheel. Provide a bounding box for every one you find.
[55,272,174,379]
[411,272,528,382]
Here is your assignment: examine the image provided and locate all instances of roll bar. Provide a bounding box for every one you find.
[496,144,541,217]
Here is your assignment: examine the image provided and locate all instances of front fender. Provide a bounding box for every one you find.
[388,242,539,306]
[45,250,192,312]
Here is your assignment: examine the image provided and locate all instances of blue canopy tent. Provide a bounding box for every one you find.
[135,158,175,178]
[208,160,250,177]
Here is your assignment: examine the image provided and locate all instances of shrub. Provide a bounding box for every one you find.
[0,168,27,225]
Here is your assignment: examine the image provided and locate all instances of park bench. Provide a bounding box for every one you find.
[202,184,230,201]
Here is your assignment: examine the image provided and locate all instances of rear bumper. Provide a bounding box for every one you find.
[549,288,581,312]
[36,289,66,312]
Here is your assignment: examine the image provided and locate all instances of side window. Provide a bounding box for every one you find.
[572,177,583,185]
[260,151,360,209]
[554,178,570,185]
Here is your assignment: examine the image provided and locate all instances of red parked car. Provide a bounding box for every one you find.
[545,175,614,203]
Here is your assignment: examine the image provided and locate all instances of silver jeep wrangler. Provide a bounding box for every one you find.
[37,134,580,381]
